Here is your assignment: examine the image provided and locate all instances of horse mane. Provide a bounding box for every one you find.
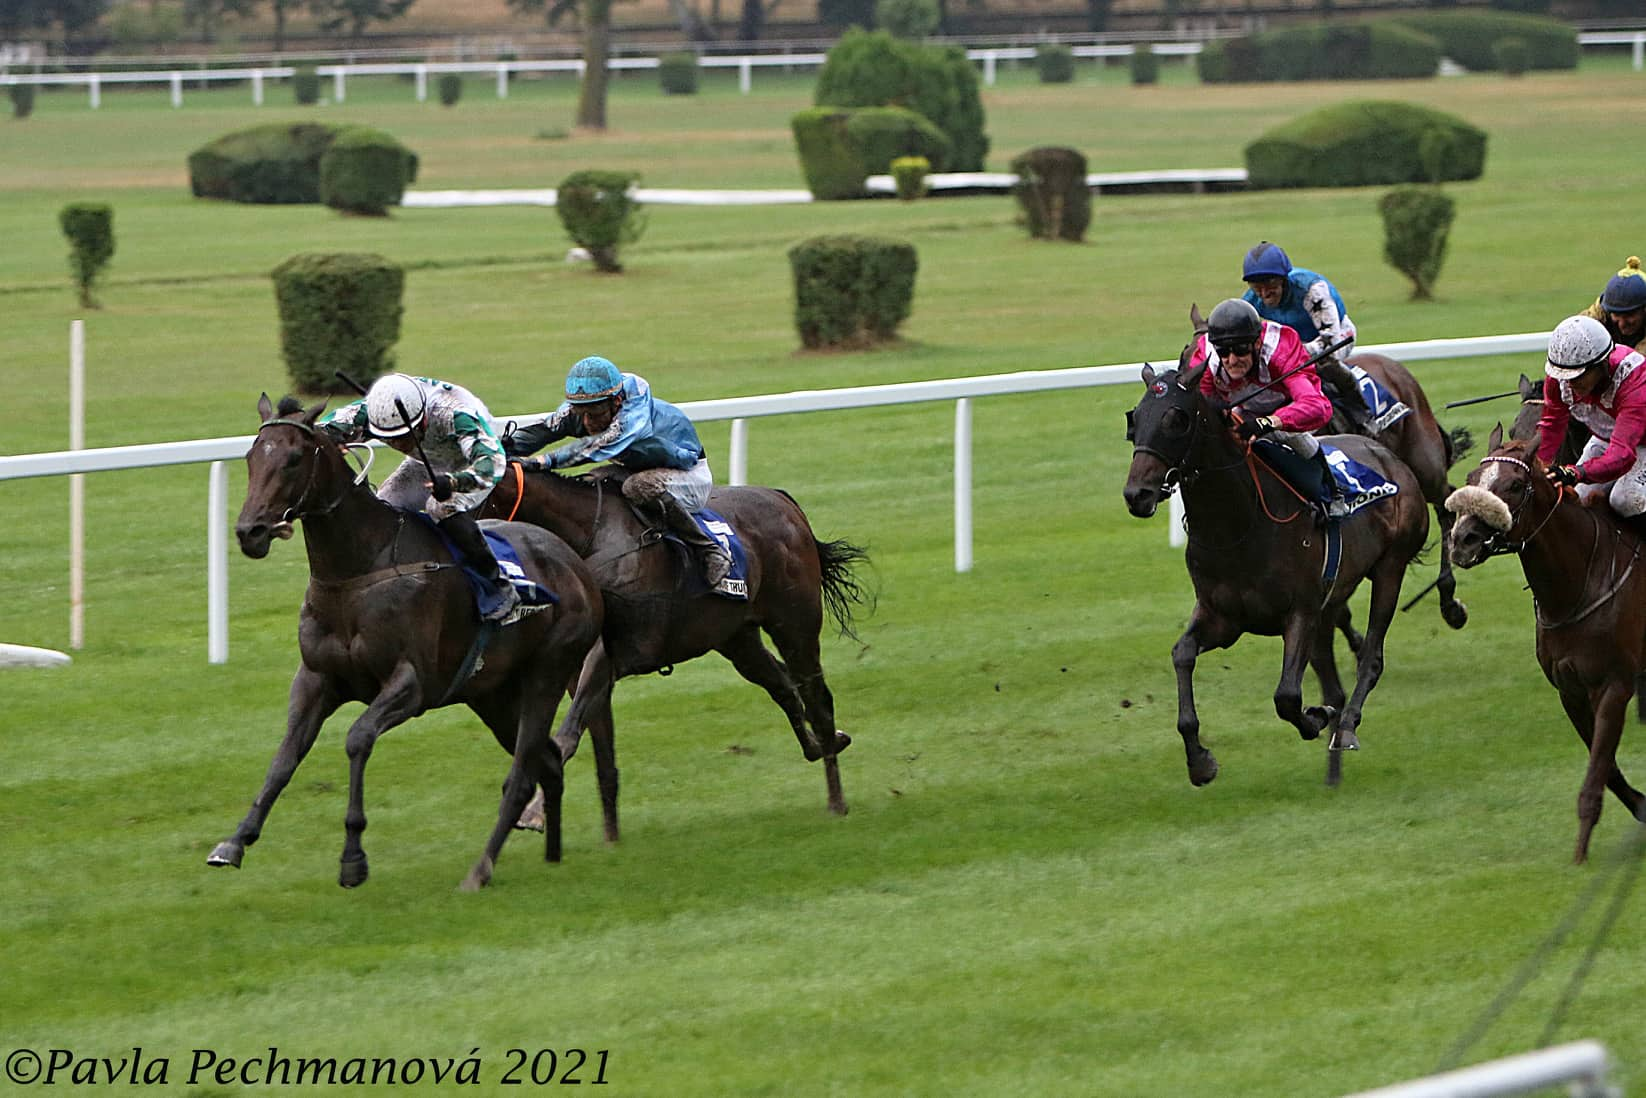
[276,395,305,417]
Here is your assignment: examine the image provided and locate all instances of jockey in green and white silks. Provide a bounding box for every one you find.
[319,373,520,621]
[505,355,732,586]
[1240,241,1409,434]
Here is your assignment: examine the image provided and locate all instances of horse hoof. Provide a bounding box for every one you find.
[1329,728,1361,752]
[206,841,243,869]
[1442,601,1469,630]
[832,731,852,753]
[1300,706,1337,740]
[338,859,368,888]
[461,859,493,892]
[1188,756,1219,787]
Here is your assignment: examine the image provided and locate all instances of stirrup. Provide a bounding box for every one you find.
[483,581,521,623]
[702,550,732,586]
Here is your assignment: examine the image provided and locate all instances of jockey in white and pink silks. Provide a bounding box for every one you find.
[1192,298,1347,518]
[1537,314,1646,519]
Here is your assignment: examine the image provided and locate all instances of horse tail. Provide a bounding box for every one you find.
[1443,424,1474,471]
[816,537,874,642]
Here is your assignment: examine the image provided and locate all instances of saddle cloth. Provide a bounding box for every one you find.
[666,508,750,600]
[1251,439,1399,519]
[1335,367,1412,434]
[414,513,559,622]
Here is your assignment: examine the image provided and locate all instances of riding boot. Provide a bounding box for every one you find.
[1316,357,1375,433]
[439,511,521,623]
[658,495,733,587]
[1314,450,1350,522]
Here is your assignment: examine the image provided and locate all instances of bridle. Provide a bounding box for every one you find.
[1468,454,1562,558]
[255,418,370,528]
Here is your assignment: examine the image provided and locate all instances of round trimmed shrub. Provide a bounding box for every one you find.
[188,123,416,206]
[556,170,645,273]
[890,155,930,200]
[437,73,462,106]
[792,105,951,200]
[1036,44,1074,84]
[1386,11,1577,71]
[789,234,918,350]
[319,127,419,216]
[659,52,699,95]
[1245,100,1486,189]
[59,202,114,308]
[1130,44,1160,85]
[1492,36,1530,76]
[271,252,404,394]
[1379,185,1456,301]
[10,83,35,119]
[1199,22,1440,83]
[1011,146,1090,242]
[293,64,320,105]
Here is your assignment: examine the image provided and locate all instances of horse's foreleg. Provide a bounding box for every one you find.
[465,684,568,891]
[1172,609,1229,786]
[1433,499,1469,630]
[1334,604,1364,656]
[1571,682,1636,864]
[208,667,341,870]
[1558,686,1646,825]
[338,665,423,888]
[524,641,617,838]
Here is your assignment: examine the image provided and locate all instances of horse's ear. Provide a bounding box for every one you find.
[1488,422,1504,452]
[1179,358,1208,391]
[1518,373,1536,399]
[1189,302,1207,335]
[258,392,273,423]
[1141,363,1158,387]
[304,400,328,426]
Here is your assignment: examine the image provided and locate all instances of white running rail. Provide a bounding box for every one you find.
[1341,1040,1617,1098]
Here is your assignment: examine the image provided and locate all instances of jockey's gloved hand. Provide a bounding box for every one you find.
[1236,414,1277,441]
[429,472,454,502]
[1547,463,1581,488]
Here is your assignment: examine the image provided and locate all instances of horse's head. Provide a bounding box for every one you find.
[1507,373,1546,448]
[236,393,333,559]
[1445,424,1553,567]
[1123,359,1209,518]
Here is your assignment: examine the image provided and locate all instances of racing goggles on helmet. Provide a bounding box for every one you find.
[1213,339,1257,358]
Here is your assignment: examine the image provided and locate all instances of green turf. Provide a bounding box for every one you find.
[2,58,1645,1097]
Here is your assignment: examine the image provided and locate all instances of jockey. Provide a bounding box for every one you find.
[1581,255,1646,355]
[1194,298,1348,520]
[1537,314,1646,520]
[505,355,733,586]
[1240,241,1406,435]
[319,373,519,622]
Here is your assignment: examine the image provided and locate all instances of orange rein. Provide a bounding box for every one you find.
[1237,436,1313,524]
[503,461,525,522]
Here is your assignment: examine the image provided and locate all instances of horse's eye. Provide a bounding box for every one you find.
[1162,408,1191,435]
[283,451,303,471]
[1124,409,1137,442]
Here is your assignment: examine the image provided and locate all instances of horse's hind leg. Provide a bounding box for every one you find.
[1333,557,1407,757]
[338,665,423,888]
[1334,604,1363,657]
[758,620,851,816]
[1433,500,1468,630]
[1309,614,1348,719]
[1563,682,1641,863]
[209,667,342,870]
[718,625,812,754]
[519,641,619,841]
[464,685,568,891]
[1274,612,1333,743]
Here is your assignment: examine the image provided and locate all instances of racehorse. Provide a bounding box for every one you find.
[1122,358,1430,786]
[479,462,871,841]
[1447,427,1646,863]
[210,396,604,890]
[1189,303,1472,630]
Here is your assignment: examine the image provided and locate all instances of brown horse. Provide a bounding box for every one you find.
[210,396,603,890]
[1446,427,1646,862]
[479,463,870,841]
[1122,360,1430,786]
[1510,371,1591,465]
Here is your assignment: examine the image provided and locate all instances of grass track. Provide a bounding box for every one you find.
[2,59,1646,1097]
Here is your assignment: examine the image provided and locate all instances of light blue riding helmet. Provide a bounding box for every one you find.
[1241,241,1292,282]
[565,355,624,404]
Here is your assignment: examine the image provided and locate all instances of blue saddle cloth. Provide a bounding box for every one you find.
[1323,445,1399,516]
[666,508,750,600]
[1341,366,1412,433]
[414,514,559,621]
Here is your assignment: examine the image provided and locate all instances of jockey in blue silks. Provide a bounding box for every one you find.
[505,355,733,585]
[1240,241,1408,435]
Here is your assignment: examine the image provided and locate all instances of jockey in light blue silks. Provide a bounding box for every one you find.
[505,355,733,585]
[1240,241,1409,435]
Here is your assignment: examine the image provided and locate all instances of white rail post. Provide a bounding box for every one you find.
[739,57,751,94]
[88,73,99,109]
[332,68,345,102]
[69,319,85,650]
[496,62,508,98]
[252,69,263,105]
[1635,32,1643,71]
[728,418,748,486]
[208,462,228,664]
[415,64,426,101]
[955,398,973,573]
[983,50,997,86]
[1169,492,1186,548]
[169,72,182,107]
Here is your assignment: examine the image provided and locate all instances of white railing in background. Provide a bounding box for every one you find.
[1341,1040,1616,1098]
[0,329,1551,663]
[1,32,1635,107]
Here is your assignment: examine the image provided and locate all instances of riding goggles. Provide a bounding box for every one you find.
[1213,340,1256,358]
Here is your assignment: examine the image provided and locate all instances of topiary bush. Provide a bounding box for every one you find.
[875,0,938,39]
[1036,44,1074,84]
[814,28,988,172]
[1245,100,1486,189]
[271,252,404,394]
[319,127,418,216]
[437,73,462,106]
[10,82,35,119]
[791,105,951,200]
[556,169,645,273]
[890,155,930,200]
[1492,36,1530,76]
[59,202,114,308]
[1130,44,1160,85]
[1379,185,1456,301]
[1011,146,1090,243]
[1386,11,1577,71]
[659,52,699,95]
[293,64,320,105]
[189,123,416,207]
[789,234,918,350]
[1198,21,1440,83]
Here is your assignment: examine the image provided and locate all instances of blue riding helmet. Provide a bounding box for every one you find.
[565,355,624,404]
[1242,241,1292,282]
[1601,257,1646,313]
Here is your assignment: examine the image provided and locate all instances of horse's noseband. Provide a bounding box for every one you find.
[1470,454,1555,556]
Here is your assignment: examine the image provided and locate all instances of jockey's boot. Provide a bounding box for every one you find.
[659,495,733,587]
[1314,450,1351,523]
[439,511,521,623]
[1316,357,1375,433]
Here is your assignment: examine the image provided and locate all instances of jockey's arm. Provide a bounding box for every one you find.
[1300,279,1349,358]
[316,398,370,442]
[502,405,580,458]
[1576,372,1646,483]
[1272,369,1333,433]
[545,394,654,469]
[1534,377,1574,467]
[448,412,506,493]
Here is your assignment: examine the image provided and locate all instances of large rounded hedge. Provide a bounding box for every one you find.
[1198,21,1440,83]
[792,106,952,201]
[1386,11,1578,71]
[188,123,417,207]
[1245,100,1486,190]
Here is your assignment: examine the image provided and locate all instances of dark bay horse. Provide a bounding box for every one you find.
[1447,427,1646,862]
[1511,371,1591,465]
[479,463,870,840]
[1122,361,1430,785]
[211,396,603,890]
